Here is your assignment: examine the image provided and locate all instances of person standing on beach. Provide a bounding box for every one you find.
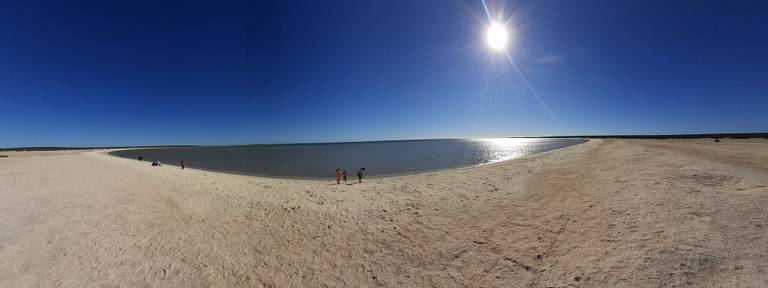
[336,169,341,184]
[180,160,185,169]
[342,170,348,184]
[138,156,143,162]
[357,168,365,183]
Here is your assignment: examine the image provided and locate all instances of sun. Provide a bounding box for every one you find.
[486,21,509,51]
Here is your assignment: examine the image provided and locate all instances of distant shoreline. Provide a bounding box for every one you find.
[530,132,768,139]
[106,140,589,181]
[0,145,195,152]
[104,138,587,180]
[2,132,766,151]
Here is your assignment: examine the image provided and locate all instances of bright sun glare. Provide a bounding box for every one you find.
[486,21,509,51]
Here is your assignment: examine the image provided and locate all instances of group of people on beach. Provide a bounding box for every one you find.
[139,155,366,182]
[138,156,184,169]
[336,168,365,184]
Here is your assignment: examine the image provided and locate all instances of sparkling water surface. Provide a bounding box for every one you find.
[111,138,586,179]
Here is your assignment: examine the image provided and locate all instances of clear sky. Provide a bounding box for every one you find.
[2,0,767,147]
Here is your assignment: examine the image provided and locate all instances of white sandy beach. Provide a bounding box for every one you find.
[1,139,767,287]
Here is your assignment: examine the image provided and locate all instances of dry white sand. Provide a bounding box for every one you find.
[1,139,767,287]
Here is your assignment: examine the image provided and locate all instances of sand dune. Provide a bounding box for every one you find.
[1,139,767,287]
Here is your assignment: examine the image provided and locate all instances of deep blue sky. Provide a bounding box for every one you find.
[2,0,766,147]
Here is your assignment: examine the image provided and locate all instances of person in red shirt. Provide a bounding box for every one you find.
[335,169,341,184]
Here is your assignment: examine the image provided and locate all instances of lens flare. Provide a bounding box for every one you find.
[479,0,568,134]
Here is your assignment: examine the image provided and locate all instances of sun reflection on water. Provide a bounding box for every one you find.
[471,138,537,164]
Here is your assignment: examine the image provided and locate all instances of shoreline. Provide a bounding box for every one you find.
[103,139,590,181]
[2,139,767,287]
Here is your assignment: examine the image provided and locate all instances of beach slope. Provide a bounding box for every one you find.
[1,139,767,287]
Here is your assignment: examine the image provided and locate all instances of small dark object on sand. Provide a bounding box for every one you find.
[0,155,8,158]
[714,139,720,142]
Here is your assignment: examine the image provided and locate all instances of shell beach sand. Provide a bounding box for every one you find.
[1,139,767,287]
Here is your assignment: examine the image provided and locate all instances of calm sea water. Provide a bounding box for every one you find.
[111,138,586,179]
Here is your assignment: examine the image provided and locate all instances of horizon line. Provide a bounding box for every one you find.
[2,132,767,151]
